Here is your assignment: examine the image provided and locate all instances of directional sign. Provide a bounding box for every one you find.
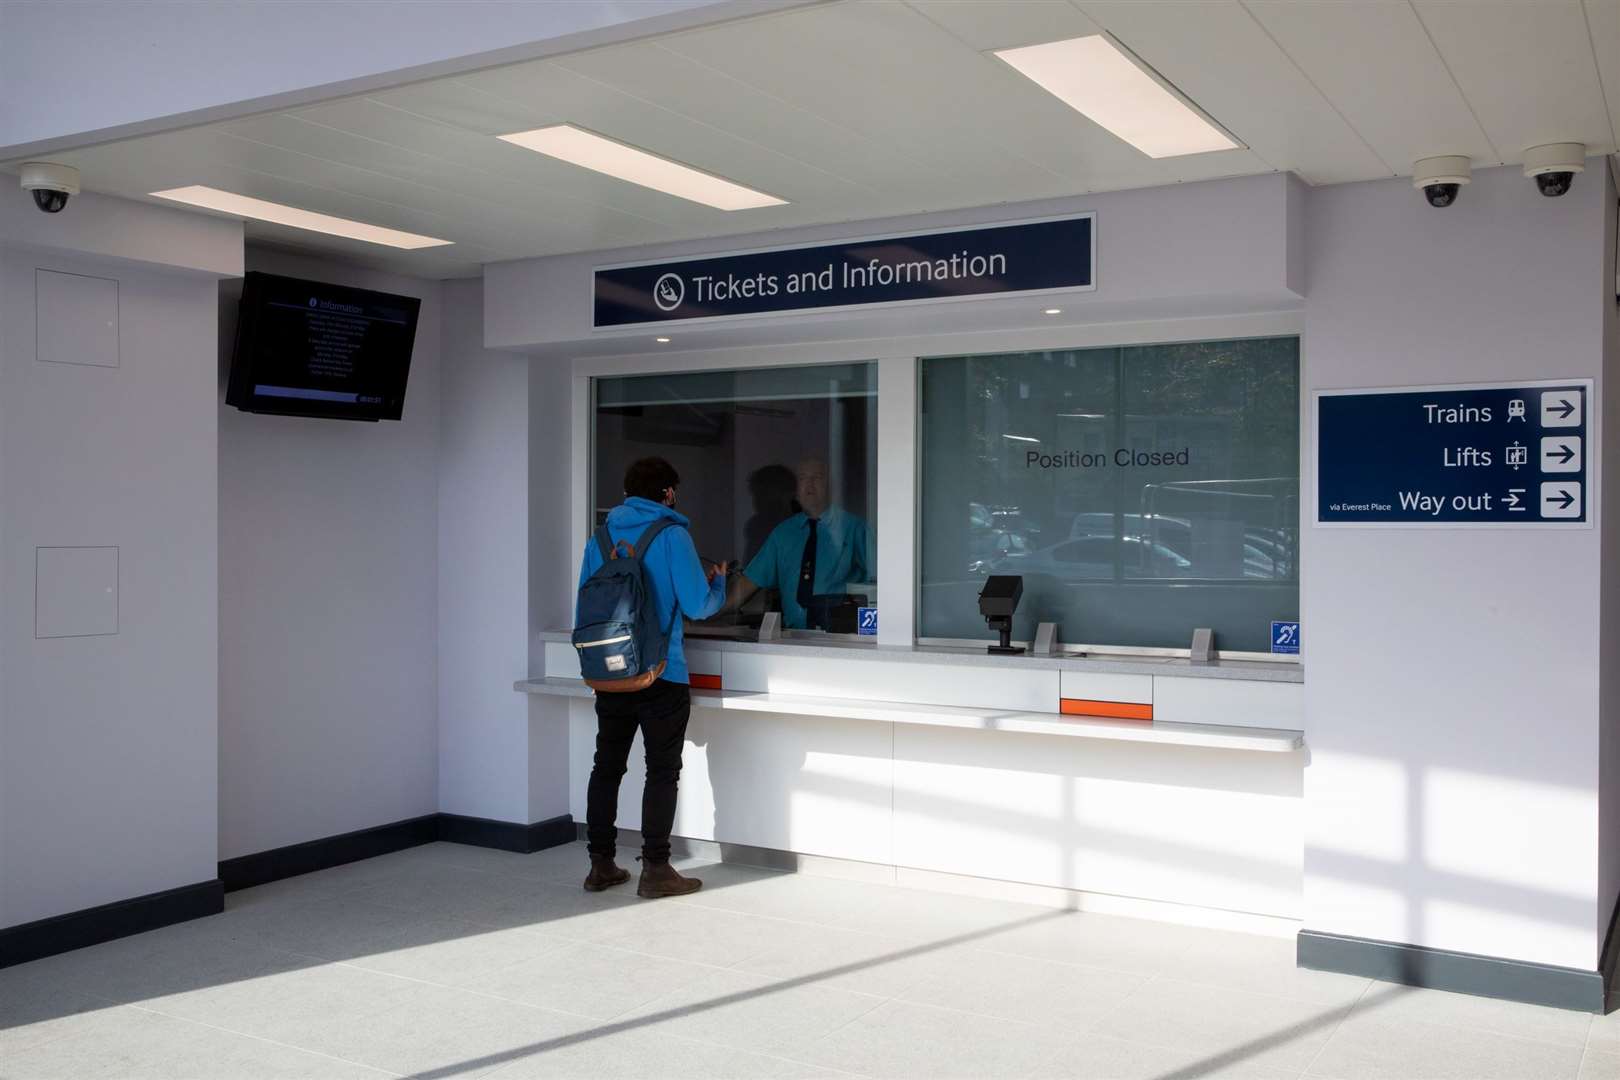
[1317,380,1592,526]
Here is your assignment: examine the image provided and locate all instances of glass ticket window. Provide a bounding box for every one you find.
[593,363,877,636]
[919,337,1299,653]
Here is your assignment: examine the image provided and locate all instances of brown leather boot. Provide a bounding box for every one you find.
[636,858,702,898]
[583,855,630,892]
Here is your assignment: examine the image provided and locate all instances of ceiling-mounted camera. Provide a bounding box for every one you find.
[1412,156,1471,208]
[20,162,79,213]
[1522,143,1585,197]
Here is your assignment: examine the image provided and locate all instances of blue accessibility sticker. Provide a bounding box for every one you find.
[1271,621,1300,655]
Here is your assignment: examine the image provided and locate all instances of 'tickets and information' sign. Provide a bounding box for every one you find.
[592,214,1094,327]
[1316,380,1592,526]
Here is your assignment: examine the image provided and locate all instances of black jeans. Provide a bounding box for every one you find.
[586,678,691,864]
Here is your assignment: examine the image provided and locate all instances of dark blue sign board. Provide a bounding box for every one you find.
[1317,381,1591,526]
[1271,621,1300,655]
[594,215,1094,327]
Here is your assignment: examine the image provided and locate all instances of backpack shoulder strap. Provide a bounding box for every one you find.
[636,518,683,637]
[632,518,678,560]
[593,525,616,562]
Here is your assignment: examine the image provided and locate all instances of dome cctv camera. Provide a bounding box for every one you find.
[1523,143,1585,197]
[19,162,80,213]
[1412,156,1471,208]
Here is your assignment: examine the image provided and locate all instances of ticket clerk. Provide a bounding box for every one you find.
[724,458,874,629]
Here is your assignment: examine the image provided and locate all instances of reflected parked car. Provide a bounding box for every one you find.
[977,535,1193,579]
[967,530,1033,574]
[968,502,1040,571]
[1069,512,1192,552]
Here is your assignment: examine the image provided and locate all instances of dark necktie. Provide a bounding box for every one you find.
[797,518,819,613]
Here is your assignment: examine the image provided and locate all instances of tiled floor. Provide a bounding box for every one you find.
[1,842,1614,1080]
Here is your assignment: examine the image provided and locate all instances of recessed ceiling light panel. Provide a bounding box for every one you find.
[498,124,786,211]
[149,186,452,249]
[994,35,1239,159]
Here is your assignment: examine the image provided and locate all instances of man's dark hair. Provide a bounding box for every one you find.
[624,457,680,501]
[747,463,796,498]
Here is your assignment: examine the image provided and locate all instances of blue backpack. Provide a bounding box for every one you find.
[572,519,677,692]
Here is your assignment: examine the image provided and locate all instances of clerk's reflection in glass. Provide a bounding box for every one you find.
[725,458,874,630]
[742,463,800,568]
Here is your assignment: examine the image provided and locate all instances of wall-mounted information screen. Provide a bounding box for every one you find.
[1317,381,1590,526]
[919,337,1300,653]
[226,272,420,421]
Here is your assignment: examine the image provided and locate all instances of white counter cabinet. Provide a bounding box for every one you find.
[523,632,1305,930]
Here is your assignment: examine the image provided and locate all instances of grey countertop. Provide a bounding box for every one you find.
[535,629,1303,684]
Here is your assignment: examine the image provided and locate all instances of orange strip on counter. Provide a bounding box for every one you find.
[689,673,723,690]
[1059,698,1153,721]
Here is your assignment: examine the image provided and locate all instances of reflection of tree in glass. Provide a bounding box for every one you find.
[922,338,1300,648]
[1125,338,1299,480]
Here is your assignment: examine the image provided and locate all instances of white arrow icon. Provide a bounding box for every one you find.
[1540,436,1580,474]
[1540,482,1581,519]
[1505,489,1526,511]
[1540,391,1581,428]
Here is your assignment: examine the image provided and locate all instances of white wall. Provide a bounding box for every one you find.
[527,350,574,824]
[1,190,238,927]
[437,278,531,824]
[217,249,440,860]
[529,358,575,667]
[1302,163,1610,971]
[0,0,774,157]
[436,279,574,828]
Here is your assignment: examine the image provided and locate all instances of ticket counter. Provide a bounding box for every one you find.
[522,631,1305,932]
[481,164,1616,1011]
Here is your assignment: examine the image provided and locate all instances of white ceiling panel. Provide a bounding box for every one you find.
[1078,0,1392,183]
[1246,0,1496,168]
[1413,0,1614,159]
[447,60,870,209]
[656,3,1075,201]
[8,0,1610,278]
[905,0,1099,52]
[216,111,666,236]
[549,41,924,200]
[45,130,519,269]
[359,80,829,227]
[909,0,1271,188]
[1577,0,1620,150]
[289,92,722,232]
[239,226,502,280]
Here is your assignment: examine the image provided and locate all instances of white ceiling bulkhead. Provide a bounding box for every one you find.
[6,0,1614,278]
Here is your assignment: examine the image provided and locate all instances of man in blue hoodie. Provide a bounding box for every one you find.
[576,457,725,898]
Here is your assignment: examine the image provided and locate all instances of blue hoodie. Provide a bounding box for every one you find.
[576,497,723,686]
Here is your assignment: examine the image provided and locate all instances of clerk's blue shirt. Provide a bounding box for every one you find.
[744,507,874,629]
